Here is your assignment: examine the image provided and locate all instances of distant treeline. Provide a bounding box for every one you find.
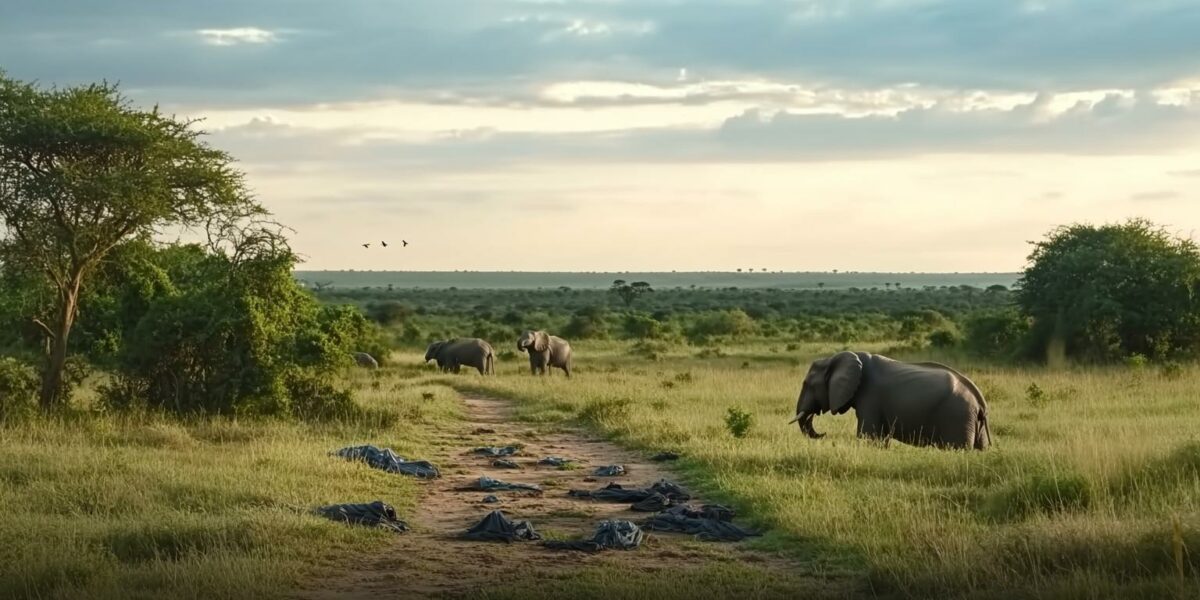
[314,285,1017,350]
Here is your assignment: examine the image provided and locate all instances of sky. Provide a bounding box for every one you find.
[4,0,1200,272]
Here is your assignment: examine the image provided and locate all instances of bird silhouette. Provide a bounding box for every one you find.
[361,243,370,249]
[381,241,388,248]
[402,240,409,247]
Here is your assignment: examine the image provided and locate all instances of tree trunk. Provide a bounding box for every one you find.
[39,276,81,410]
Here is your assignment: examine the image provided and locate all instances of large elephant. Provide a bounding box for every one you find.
[516,330,572,377]
[789,351,991,450]
[424,338,495,375]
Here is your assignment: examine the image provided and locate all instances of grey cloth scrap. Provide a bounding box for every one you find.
[651,452,680,461]
[666,504,736,522]
[333,445,440,479]
[640,513,759,542]
[543,520,645,553]
[538,456,574,467]
[462,510,542,543]
[473,446,519,457]
[482,495,500,504]
[459,476,543,494]
[315,501,408,533]
[594,465,626,477]
[492,459,521,469]
[568,480,690,503]
[630,493,674,512]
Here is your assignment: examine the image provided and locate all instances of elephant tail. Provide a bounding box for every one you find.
[485,352,495,375]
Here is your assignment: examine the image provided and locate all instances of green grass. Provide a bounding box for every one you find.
[0,370,462,600]
[458,342,1200,599]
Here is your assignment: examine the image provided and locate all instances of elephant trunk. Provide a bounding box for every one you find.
[796,412,825,439]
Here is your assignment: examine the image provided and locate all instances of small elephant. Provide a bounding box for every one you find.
[789,351,991,450]
[424,338,495,375]
[516,330,572,377]
[352,352,379,369]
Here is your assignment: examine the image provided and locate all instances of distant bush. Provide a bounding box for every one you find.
[621,312,671,340]
[562,305,610,340]
[928,329,963,349]
[965,309,1031,359]
[686,309,755,344]
[629,340,671,361]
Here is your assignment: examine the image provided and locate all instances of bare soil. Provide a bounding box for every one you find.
[298,393,828,599]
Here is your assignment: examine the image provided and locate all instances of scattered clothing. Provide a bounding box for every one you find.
[630,493,674,512]
[594,465,626,477]
[315,501,408,533]
[651,452,680,462]
[492,459,521,469]
[459,476,543,494]
[482,495,500,504]
[333,445,440,479]
[568,480,691,503]
[473,446,520,458]
[543,520,645,553]
[665,504,736,522]
[640,512,759,542]
[472,428,496,435]
[538,456,574,468]
[462,510,541,543]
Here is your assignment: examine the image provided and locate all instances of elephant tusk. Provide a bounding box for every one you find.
[787,414,802,424]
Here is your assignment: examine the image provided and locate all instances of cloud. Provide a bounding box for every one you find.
[1168,168,1200,177]
[1130,191,1182,202]
[196,27,278,46]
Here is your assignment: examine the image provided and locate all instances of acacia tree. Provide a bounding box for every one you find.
[0,74,260,408]
[609,279,653,307]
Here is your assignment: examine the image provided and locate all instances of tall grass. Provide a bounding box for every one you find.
[0,369,462,600]
[462,342,1200,598]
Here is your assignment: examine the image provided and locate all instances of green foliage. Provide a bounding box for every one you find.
[0,73,263,408]
[724,407,754,438]
[621,312,672,340]
[687,309,756,343]
[964,309,1030,359]
[986,471,1094,521]
[562,305,610,340]
[0,357,38,420]
[1017,219,1200,362]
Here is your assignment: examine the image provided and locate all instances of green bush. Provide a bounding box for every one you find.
[724,407,754,438]
[965,309,1030,359]
[0,356,38,420]
[986,471,1093,520]
[687,309,756,344]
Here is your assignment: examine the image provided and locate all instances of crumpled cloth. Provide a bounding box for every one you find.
[333,445,440,479]
[543,520,645,553]
[314,501,408,533]
[462,510,541,543]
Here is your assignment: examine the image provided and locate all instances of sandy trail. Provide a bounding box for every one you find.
[298,392,804,599]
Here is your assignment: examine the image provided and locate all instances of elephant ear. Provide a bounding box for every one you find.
[827,352,864,415]
[533,331,550,352]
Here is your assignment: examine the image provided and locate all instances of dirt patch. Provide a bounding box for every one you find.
[299,393,821,599]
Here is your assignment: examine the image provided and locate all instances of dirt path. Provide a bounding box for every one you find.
[299,393,814,599]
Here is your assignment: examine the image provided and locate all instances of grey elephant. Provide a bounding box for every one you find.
[789,351,991,450]
[516,330,573,377]
[424,338,495,375]
[352,352,379,369]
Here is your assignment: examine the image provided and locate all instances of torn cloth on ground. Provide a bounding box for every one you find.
[333,446,440,479]
[459,476,543,494]
[315,501,408,533]
[630,493,673,512]
[538,456,574,467]
[665,504,736,522]
[593,465,626,477]
[543,520,645,553]
[473,446,519,457]
[462,510,541,543]
[568,480,690,503]
[640,513,759,542]
[492,459,521,469]
[651,452,680,462]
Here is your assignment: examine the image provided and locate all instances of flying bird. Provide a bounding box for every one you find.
[381,241,388,247]
[361,243,370,249]
[402,240,409,247]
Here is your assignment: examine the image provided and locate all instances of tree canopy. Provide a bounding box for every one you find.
[1016,219,1200,362]
[0,73,260,408]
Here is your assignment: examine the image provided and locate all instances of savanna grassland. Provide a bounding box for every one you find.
[454,341,1200,599]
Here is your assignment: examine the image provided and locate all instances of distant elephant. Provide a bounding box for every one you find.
[424,338,495,375]
[789,351,991,450]
[352,352,379,369]
[516,330,572,377]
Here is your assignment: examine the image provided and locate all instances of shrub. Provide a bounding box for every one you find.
[1017,219,1200,362]
[724,407,754,438]
[578,398,633,426]
[0,356,38,420]
[686,309,756,344]
[928,329,963,349]
[629,340,671,361]
[986,472,1093,520]
[965,309,1031,359]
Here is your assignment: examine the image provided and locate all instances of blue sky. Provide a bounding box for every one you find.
[4,0,1199,271]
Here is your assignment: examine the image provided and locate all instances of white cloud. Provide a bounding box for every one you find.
[196,27,278,46]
